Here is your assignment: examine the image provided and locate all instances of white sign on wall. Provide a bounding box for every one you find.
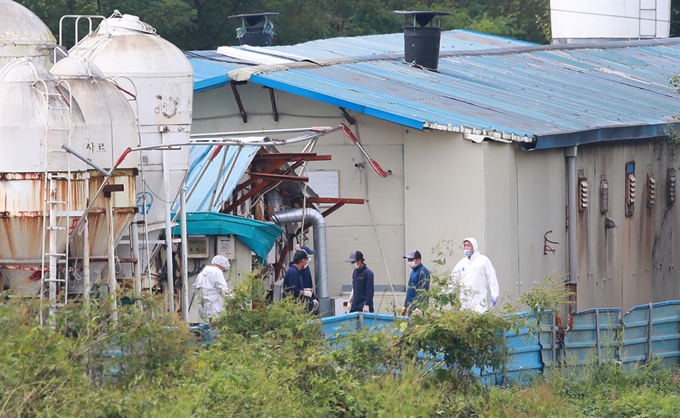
[308,170,339,200]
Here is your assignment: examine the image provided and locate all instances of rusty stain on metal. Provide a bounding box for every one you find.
[0,265,48,272]
[0,166,138,291]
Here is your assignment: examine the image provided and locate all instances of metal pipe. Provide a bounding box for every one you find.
[48,177,58,316]
[106,195,117,323]
[191,126,334,138]
[595,308,601,363]
[61,145,108,175]
[271,208,329,298]
[207,143,229,210]
[83,175,90,301]
[83,216,91,301]
[180,187,189,322]
[162,134,175,314]
[186,145,217,201]
[566,146,578,284]
[131,222,141,307]
[213,145,243,210]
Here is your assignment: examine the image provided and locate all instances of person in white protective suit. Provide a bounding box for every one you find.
[448,237,499,313]
[192,255,231,321]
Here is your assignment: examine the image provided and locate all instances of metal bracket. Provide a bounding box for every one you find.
[230,80,248,123]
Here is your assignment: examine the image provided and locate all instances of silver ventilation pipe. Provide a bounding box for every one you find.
[272,208,329,299]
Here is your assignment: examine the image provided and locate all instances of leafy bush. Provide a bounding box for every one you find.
[2,276,680,417]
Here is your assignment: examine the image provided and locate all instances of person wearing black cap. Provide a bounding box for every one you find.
[401,249,430,316]
[346,250,374,313]
[283,250,313,301]
[295,244,318,313]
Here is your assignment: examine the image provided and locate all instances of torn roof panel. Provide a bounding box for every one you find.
[177,144,260,213]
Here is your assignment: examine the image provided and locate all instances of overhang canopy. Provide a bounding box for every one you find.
[172,212,282,260]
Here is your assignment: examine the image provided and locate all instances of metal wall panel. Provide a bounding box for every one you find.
[515,149,569,295]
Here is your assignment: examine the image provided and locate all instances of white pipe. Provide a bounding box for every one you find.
[48,178,58,314]
[106,195,117,323]
[180,187,189,322]
[162,132,175,314]
[566,146,578,284]
[271,208,329,298]
[83,175,90,301]
[131,222,141,307]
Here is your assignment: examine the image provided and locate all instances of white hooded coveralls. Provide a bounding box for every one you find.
[449,237,499,313]
[193,265,230,319]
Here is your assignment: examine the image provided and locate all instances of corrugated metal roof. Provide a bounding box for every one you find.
[189,33,680,149]
[255,29,535,59]
[188,30,532,92]
[186,51,247,91]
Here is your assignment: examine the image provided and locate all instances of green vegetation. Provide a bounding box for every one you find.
[1,279,680,417]
[17,0,553,50]
[18,0,680,51]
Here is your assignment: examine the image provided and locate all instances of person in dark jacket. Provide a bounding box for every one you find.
[297,245,319,313]
[346,250,374,313]
[401,249,430,316]
[283,250,312,301]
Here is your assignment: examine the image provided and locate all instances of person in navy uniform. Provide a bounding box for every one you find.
[401,249,430,316]
[346,250,374,313]
[283,250,313,301]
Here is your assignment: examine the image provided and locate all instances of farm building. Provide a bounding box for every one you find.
[187,24,680,313]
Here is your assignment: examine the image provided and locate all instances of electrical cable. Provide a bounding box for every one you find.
[351,123,399,314]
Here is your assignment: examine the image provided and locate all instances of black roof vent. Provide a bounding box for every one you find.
[394,10,451,70]
[228,12,279,47]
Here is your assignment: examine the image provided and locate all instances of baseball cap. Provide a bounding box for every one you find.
[346,250,364,262]
[212,255,230,269]
[293,250,309,264]
[403,249,422,259]
[300,245,316,255]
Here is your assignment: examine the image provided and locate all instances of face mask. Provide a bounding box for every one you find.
[351,262,359,270]
[408,261,418,269]
[464,249,473,258]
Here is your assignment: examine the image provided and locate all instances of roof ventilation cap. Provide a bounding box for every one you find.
[394,10,451,70]
[228,12,279,47]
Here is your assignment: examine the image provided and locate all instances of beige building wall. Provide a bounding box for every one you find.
[191,82,680,313]
[192,84,406,302]
[402,129,484,281]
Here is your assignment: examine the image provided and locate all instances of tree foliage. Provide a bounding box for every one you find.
[2,277,680,416]
[15,0,556,51]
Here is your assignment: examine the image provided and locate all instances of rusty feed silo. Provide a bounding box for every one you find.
[69,11,193,309]
[0,0,57,69]
[0,58,138,297]
[50,56,140,295]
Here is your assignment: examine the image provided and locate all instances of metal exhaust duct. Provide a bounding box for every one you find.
[272,208,330,309]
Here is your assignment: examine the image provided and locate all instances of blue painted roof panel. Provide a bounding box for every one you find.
[187,51,244,92]
[260,29,534,60]
[246,40,680,148]
[189,32,680,149]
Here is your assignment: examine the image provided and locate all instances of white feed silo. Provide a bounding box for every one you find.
[0,0,57,69]
[0,58,138,298]
[68,11,193,310]
[50,56,140,295]
[551,0,671,44]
